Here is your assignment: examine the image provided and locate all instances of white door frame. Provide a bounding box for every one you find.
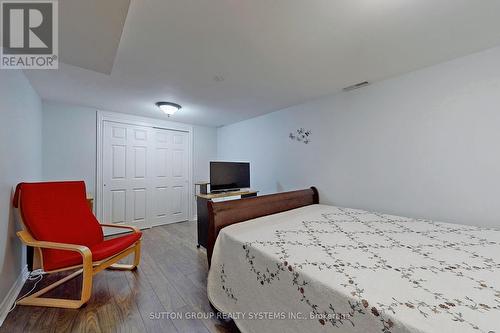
[96,110,194,226]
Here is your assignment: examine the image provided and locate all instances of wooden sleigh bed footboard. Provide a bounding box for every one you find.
[206,187,319,265]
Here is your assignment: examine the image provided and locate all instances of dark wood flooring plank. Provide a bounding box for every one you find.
[14,272,64,333]
[140,250,186,312]
[122,266,178,333]
[51,278,81,333]
[170,305,211,333]
[70,271,110,333]
[102,269,148,333]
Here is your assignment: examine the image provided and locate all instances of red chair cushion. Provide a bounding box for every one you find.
[14,181,103,247]
[42,232,142,271]
[13,181,142,271]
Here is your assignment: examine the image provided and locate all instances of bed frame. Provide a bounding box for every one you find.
[206,187,319,265]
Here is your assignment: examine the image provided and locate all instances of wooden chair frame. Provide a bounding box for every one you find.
[15,195,142,309]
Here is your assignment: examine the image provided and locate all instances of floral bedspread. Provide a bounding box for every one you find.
[207,204,500,333]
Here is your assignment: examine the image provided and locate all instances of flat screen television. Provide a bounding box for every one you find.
[210,161,250,192]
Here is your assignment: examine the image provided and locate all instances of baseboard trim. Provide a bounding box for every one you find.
[0,265,28,327]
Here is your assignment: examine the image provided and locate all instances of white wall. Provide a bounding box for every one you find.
[0,71,42,303]
[42,101,97,196]
[193,125,218,183]
[218,46,500,227]
[192,125,218,217]
[42,102,218,218]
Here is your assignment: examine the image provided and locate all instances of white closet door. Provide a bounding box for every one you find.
[102,121,189,229]
[151,128,189,226]
[102,122,153,229]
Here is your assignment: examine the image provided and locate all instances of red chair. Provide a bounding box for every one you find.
[13,181,142,309]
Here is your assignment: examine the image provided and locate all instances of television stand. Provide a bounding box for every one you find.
[195,189,258,249]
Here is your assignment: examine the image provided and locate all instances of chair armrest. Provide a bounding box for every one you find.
[17,230,92,259]
[99,224,140,233]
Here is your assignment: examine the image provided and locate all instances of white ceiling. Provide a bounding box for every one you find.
[25,0,500,127]
[58,0,130,74]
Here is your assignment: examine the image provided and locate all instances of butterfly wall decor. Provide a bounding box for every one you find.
[289,128,311,144]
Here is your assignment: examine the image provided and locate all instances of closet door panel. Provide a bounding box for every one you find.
[103,122,189,229]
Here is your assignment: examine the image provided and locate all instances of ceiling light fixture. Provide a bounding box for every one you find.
[156,102,181,116]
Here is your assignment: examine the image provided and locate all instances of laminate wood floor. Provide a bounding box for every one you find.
[1,221,239,333]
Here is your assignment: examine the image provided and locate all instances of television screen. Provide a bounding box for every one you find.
[210,162,250,192]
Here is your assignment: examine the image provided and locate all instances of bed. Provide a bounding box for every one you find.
[206,188,500,333]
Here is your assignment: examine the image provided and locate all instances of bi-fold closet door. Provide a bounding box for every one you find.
[102,121,189,230]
